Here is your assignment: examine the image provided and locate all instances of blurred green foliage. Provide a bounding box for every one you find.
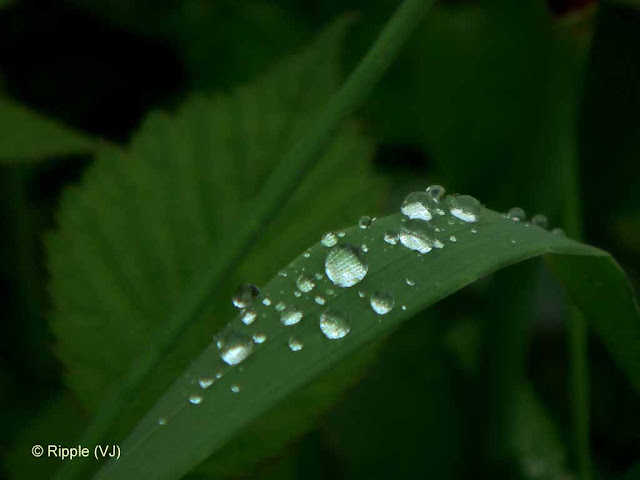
[0,0,638,479]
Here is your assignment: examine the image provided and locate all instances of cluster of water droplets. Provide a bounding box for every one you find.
[504,206,565,236]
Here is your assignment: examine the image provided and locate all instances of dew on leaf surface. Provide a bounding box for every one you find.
[288,337,304,352]
[198,377,214,389]
[399,219,437,254]
[321,232,338,247]
[296,274,315,292]
[189,395,203,405]
[281,307,303,326]
[507,207,526,222]
[232,283,260,309]
[241,308,257,325]
[401,191,435,221]
[319,308,350,339]
[216,329,254,365]
[325,244,368,288]
[359,216,372,228]
[531,214,549,229]
[384,230,399,245]
[370,290,395,315]
[448,195,481,223]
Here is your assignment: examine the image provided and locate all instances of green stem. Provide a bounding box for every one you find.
[56,1,435,478]
[563,116,591,480]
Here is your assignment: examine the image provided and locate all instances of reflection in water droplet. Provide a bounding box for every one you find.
[252,332,267,344]
[231,384,240,394]
[288,337,304,351]
[325,244,368,288]
[359,216,372,228]
[216,329,254,365]
[531,214,549,229]
[189,394,203,405]
[401,191,435,221]
[315,296,326,305]
[296,274,315,292]
[507,207,526,222]
[449,195,481,223]
[241,308,257,325]
[384,230,399,245]
[232,284,260,308]
[281,307,303,326]
[320,308,350,339]
[321,232,338,247]
[370,290,395,315]
[199,377,214,389]
[400,219,437,254]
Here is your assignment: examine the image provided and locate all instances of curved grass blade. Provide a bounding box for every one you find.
[96,208,640,480]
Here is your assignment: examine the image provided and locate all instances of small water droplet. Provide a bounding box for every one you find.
[232,284,260,308]
[303,250,311,258]
[384,230,399,245]
[370,290,395,315]
[294,291,302,297]
[281,307,303,326]
[551,227,566,236]
[361,244,369,253]
[531,214,549,229]
[511,239,517,244]
[241,308,257,325]
[275,301,286,312]
[401,305,407,311]
[189,394,203,405]
[358,291,366,298]
[507,207,526,222]
[278,271,288,277]
[252,332,267,344]
[401,191,435,221]
[449,235,457,242]
[158,418,167,426]
[321,232,338,247]
[215,372,222,379]
[471,228,478,234]
[296,274,315,292]
[216,329,254,365]
[448,195,481,223]
[315,273,323,280]
[406,277,416,286]
[231,384,240,394]
[399,219,437,254]
[288,337,304,351]
[359,216,372,228]
[425,184,446,202]
[199,377,214,389]
[337,232,346,238]
[262,297,272,306]
[320,308,350,339]
[325,244,368,288]
[315,296,326,305]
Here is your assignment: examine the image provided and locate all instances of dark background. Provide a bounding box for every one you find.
[1,0,638,478]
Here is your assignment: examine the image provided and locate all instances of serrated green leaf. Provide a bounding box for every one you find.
[0,98,97,162]
[96,208,639,480]
[48,18,385,478]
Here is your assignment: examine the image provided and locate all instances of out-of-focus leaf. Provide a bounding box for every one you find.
[47,19,385,478]
[96,207,638,480]
[0,98,97,162]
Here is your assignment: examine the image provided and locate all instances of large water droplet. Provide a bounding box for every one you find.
[399,219,437,254]
[507,207,526,222]
[189,394,203,405]
[384,230,399,245]
[359,216,372,228]
[401,191,435,221]
[319,308,350,339]
[296,274,315,292]
[232,284,260,309]
[281,307,303,326]
[288,337,304,351]
[241,308,257,325]
[425,184,446,202]
[216,329,254,365]
[325,244,368,288]
[370,290,395,315]
[321,232,338,247]
[448,195,481,223]
[531,214,548,229]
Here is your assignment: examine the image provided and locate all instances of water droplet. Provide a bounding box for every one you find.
[361,244,369,253]
[278,271,288,277]
[449,235,457,242]
[231,384,240,394]
[315,296,326,305]
[189,394,203,405]
[199,377,214,389]
[321,232,338,247]
[325,288,335,296]
[531,214,549,229]
[471,228,478,234]
[358,291,366,298]
[551,227,566,236]
[216,329,254,365]
[281,307,303,326]
[425,184,446,202]
[294,291,301,298]
[370,290,395,315]
[359,216,372,228]
[384,230,399,245]
[325,244,368,288]
[507,207,526,222]
[303,251,311,258]
[232,284,260,308]
[158,418,167,426]
[275,301,286,312]
[511,239,517,244]
[320,308,350,339]
[399,219,437,254]
[448,195,481,223]
[315,273,323,280]
[401,191,435,221]
[241,308,257,325]
[337,232,346,238]
[401,305,407,311]
[252,332,267,344]
[215,372,222,379]
[296,274,315,292]
[288,337,304,351]
[406,277,416,286]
